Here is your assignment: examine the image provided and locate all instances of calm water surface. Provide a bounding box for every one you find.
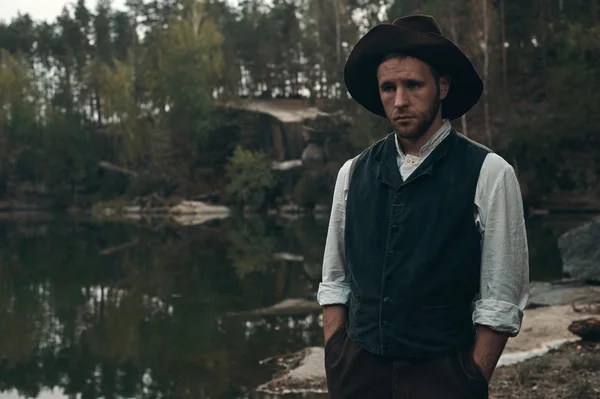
[0,213,595,398]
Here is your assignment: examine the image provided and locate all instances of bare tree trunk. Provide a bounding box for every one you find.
[559,0,564,15]
[191,0,200,37]
[460,115,469,137]
[100,286,105,319]
[333,0,341,67]
[332,0,342,99]
[93,60,103,125]
[448,0,469,137]
[88,91,95,122]
[539,0,549,92]
[448,0,458,40]
[482,0,492,147]
[313,0,325,99]
[64,65,74,113]
[500,0,508,99]
[95,87,103,126]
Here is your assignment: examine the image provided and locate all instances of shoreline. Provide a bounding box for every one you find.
[255,304,599,396]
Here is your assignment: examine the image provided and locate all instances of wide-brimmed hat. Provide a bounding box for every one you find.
[343,14,483,121]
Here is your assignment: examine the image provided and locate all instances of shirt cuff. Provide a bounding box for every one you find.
[317,282,351,306]
[472,298,524,337]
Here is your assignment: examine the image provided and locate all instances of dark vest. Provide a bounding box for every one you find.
[344,129,491,358]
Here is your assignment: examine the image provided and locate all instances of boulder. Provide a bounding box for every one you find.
[301,142,325,163]
[122,206,141,214]
[528,281,600,307]
[255,347,327,395]
[557,216,600,283]
[169,201,230,215]
[272,159,303,171]
[169,201,230,225]
[171,213,229,226]
[568,318,600,341]
[303,262,322,280]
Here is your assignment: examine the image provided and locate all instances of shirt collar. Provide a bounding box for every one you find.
[395,119,452,160]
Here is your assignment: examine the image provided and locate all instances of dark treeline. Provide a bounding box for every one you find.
[1,0,599,209]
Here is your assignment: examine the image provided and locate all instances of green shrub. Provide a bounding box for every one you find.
[225,146,276,208]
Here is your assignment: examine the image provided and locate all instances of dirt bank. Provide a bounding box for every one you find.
[255,305,598,397]
[500,305,588,364]
[491,340,600,398]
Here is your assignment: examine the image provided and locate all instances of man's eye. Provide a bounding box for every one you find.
[407,81,421,89]
[383,86,395,92]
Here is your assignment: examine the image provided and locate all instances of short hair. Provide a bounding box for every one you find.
[379,52,442,87]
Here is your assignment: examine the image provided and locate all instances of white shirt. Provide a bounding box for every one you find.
[317,120,530,336]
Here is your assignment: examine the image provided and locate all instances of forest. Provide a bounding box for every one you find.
[1,0,599,211]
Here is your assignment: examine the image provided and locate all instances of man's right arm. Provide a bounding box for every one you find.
[317,159,353,344]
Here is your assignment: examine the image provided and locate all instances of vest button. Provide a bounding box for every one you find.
[391,224,398,230]
[383,297,391,303]
[388,249,395,254]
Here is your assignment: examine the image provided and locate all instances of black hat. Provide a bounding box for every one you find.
[343,14,483,120]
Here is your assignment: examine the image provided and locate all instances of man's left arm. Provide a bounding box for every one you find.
[472,156,530,381]
[472,325,509,382]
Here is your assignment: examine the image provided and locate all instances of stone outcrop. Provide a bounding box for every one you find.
[558,216,600,283]
[568,318,600,341]
[255,347,327,395]
[95,199,231,226]
[528,281,600,307]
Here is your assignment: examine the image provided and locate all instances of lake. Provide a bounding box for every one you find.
[0,212,595,399]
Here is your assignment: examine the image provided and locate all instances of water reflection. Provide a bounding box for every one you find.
[0,214,594,398]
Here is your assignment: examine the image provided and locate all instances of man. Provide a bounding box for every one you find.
[317,14,529,399]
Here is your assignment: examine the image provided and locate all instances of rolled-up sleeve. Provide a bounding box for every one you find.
[317,159,353,306]
[472,154,530,336]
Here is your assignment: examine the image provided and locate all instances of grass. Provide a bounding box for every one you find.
[516,362,538,386]
[571,354,600,372]
[569,378,596,399]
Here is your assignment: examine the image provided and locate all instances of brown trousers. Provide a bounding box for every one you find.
[324,327,489,399]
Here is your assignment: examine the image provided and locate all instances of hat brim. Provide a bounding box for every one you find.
[343,24,483,121]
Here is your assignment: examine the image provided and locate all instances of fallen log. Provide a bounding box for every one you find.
[226,298,321,318]
[99,240,139,256]
[98,161,138,178]
[193,191,221,202]
[272,252,304,262]
[571,300,600,314]
[568,317,600,341]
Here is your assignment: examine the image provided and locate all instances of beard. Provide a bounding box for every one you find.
[391,95,441,140]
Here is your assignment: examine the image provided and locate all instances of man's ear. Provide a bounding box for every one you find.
[439,75,451,100]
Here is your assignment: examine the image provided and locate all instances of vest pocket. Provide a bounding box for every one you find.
[349,292,362,319]
[347,292,363,339]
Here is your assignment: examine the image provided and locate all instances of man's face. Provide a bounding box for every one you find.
[377,56,449,140]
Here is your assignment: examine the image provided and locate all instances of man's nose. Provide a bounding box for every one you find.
[394,88,409,109]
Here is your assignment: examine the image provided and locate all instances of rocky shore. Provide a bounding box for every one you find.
[254,302,599,397]
[254,217,600,397]
[92,198,231,226]
[254,340,600,398]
